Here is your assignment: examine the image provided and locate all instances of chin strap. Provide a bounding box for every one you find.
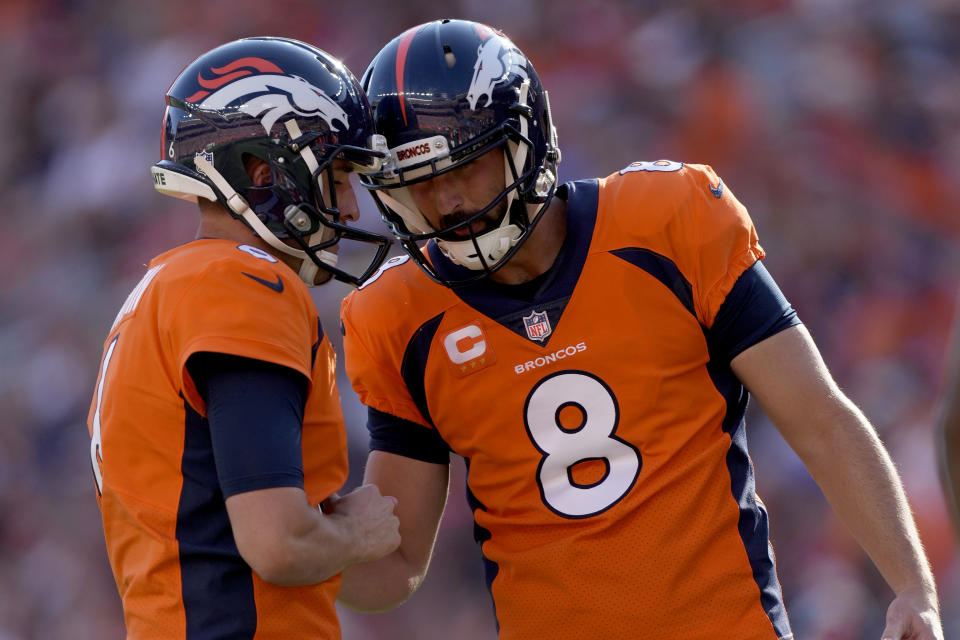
[284,120,338,282]
[503,79,530,218]
[193,153,335,286]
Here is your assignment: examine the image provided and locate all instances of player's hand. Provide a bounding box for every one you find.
[880,585,943,640]
[325,484,400,564]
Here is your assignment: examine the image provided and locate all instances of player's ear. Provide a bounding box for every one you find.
[243,154,272,187]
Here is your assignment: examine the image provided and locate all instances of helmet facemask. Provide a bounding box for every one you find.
[362,83,559,286]
[360,20,561,287]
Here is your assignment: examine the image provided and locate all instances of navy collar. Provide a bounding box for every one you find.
[431,180,600,344]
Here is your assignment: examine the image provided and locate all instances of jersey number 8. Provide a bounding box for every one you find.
[523,370,641,518]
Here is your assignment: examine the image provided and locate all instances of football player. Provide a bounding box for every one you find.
[337,19,943,640]
[86,37,399,639]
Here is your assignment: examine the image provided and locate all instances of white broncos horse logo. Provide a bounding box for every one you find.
[466,38,529,111]
[198,74,349,134]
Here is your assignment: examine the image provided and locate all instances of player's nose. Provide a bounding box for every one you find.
[431,173,464,215]
[336,180,359,222]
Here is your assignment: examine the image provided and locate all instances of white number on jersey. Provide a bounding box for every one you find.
[359,254,409,290]
[523,370,641,518]
[110,264,165,330]
[93,265,166,494]
[619,159,683,175]
[90,335,119,495]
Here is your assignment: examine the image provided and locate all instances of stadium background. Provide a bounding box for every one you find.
[0,0,957,637]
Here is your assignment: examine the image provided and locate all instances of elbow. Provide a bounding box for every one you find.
[339,587,415,614]
[251,556,302,587]
[338,560,422,612]
[237,537,306,586]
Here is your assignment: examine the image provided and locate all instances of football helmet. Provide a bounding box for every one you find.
[360,19,561,286]
[152,37,391,286]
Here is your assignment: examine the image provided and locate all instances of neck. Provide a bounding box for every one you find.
[488,198,567,285]
[195,200,300,273]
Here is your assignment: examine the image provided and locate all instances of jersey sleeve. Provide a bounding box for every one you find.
[709,260,801,361]
[682,165,765,328]
[166,258,316,414]
[340,290,432,429]
[367,406,450,464]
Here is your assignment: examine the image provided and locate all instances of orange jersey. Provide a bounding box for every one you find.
[342,163,797,639]
[86,239,348,640]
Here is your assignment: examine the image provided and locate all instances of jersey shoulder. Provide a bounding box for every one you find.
[156,241,299,291]
[596,160,764,326]
[158,240,317,364]
[341,254,454,427]
[150,240,313,319]
[342,254,457,337]
[594,160,753,248]
[599,160,726,222]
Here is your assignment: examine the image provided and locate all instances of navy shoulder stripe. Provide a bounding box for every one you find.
[611,248,696,317]
[400,313,445,427]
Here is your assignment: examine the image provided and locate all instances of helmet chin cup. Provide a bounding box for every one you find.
[436,221,524,270]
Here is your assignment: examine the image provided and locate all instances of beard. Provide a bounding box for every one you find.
[438,199,508,241]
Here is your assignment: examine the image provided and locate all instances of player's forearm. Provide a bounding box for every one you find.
[798,400,937,602]
[338,550,423,612]
[253,511,363,586]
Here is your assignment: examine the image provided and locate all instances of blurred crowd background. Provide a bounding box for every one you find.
[0,0,958,638]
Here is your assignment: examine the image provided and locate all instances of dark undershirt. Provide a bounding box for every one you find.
[186,352,308,498]
[488,267,555,301]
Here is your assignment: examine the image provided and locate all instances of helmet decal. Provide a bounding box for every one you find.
[393,26,423,127]
[188,57,283,99]
[194,150,214,172]
[466,37,528,110]
[187,58,350,134]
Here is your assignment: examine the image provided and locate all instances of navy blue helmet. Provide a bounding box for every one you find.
[360,20,561,286]
[152,37,391,286]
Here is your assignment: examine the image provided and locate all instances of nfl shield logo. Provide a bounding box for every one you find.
[194,151,214,174]
[523,310,552,342]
